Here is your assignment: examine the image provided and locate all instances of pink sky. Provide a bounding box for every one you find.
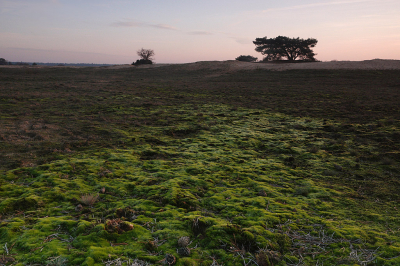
[1,0,399,64]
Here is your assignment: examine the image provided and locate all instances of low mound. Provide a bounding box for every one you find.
[181,59,400,72]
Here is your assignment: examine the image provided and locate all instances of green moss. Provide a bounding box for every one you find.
[0,195,41,214]
[82,257,95,266]
[0,102,399,264]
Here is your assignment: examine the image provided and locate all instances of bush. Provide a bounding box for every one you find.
[235,55,258,62]
[132,59,153,66]
[0,58,8,65]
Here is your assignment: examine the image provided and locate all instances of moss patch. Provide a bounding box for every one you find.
[1,67,399,265]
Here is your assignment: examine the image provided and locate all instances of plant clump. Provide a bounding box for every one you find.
[162,254,176,265]
[177,236,191,257]
[255,249,281,266]
[105,218,134,234]
[79,193,99,206]
[178,236,190,247]
[133,59,152,66]
[177,246,191,257]
[235,55,258,62]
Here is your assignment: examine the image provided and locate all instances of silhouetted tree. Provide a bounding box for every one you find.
[137,48,154,61]
[235,55,258,62]
[132,48,155,65]
[0,58,8,65]
[253,36,318,61]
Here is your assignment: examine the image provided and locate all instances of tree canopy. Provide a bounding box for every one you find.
[137,48,154,61]
[253,36,318,62]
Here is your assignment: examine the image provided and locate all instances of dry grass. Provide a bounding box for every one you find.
[79,193,98,206]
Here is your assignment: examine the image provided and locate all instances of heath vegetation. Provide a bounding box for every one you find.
[0,64,399,265]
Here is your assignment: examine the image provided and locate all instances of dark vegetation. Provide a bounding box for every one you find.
[133,59,153,66]
[235,56,258,62]
[133,49,155,66]
[254,36,318,62]
[0,65,399,265]
[0,58,11,65]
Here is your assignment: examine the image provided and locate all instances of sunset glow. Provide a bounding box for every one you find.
[1,0,399,64]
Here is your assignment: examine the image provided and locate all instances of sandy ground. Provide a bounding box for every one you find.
[81,59,400,71]
[174,59,400,71]
[2,59,400,71]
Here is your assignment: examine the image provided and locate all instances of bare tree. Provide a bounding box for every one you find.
[137,48,155,61]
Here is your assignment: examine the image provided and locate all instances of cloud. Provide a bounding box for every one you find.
[187,31,213,35]
[111,20,216,38]
[150,24,177,30]
[262,0,373,13]
[111,20,177,30]
[233,37,251,44]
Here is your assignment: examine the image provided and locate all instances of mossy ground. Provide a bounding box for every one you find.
[0,66,399,265]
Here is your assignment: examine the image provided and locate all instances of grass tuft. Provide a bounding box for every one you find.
[79,193,99,206]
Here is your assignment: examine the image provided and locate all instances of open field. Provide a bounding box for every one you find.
[0,62,400,265]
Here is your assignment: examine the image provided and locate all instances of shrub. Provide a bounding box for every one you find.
[235,55,258,62]
[132,59,153,66]
[0,58,8,65]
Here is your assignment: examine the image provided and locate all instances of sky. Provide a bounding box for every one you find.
[1,0,399,64]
